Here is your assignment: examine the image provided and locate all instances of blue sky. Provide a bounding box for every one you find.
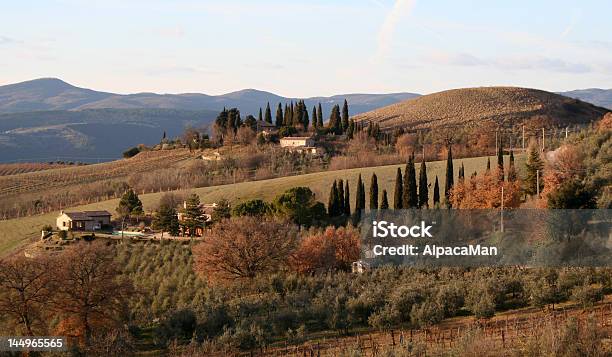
[1,0,611,96]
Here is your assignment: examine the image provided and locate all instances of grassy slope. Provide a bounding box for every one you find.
[0,154,522,257]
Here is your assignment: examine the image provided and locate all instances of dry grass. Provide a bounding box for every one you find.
[0,154,523,257]
[353,86,608,131]
[0,162,76,176]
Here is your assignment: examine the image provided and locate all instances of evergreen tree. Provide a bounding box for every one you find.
[302,106,310,131]
[284,104,291,126]
[525,145,544,196]
[458,162,465,183]
[394,168,403,209]
[258,107,263,122]
[275,103,283,127]
[444,146,454,207]
[328,104,342,134]
[211,199,231,222]
[433,176,440,207]
[317,103,324,128]
[369,173,379,210]
[344,181,351,216]
[328,180,339,216]
[497,139,505,181]
[337,179,345,214]
[402,154,418,208]
[360,178,366,212]
[507,151,517,181]
[117,188,143,219]
[418,159,429,208]
[312,105,318,129]
[152,203,179,238]
[264,102,272,123]
[355,175,364,214]
[380,190,389,209]
[486,157,491,173]
[182,194,204,238]
[341,99,349,132]
[347,119,355,139]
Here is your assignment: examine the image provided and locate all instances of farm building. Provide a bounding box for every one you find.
[279,136,322,154]
[257,120,277,134]
[56,210,112,231]
[177,202,217,237]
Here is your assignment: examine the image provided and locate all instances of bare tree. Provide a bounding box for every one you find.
[50,242,133,345]
[0,256,52,335]
[192,216,298,283]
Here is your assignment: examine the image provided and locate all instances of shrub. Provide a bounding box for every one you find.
[571,284,603,308]
[122,146,140,158]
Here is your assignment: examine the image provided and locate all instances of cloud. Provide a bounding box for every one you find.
[373,0,416,63]
[424,51,592,74]
[0,36,17,45]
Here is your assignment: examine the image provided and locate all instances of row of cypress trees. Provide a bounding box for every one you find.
[257,99,352,134]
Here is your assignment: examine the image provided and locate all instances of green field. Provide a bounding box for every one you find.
[0,154,520,257]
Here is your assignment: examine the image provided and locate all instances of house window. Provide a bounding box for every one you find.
[63,222,66,227]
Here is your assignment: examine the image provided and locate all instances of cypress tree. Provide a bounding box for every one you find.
[444,146,454,207]
[486,157,491,173]
[302,106,310,131]
[317,103,324,128]
[418,159,428,208]
[283,104,290,126]
[525,145,544,196]
[369,173,379,210]
[458,162,465,183]
[347,119,355,139]
[264,102,272,123]
[275,103,283,127]
[394,168,403,209]
[328,105,342,134]
[328,180,339,216]
[407,154,418,207]
[360,177,366,212]
[380,190,389,209]
[355,175,364,213]
[497,139,505,181]
[507,150,517,181]
[337,179,345,214]
[312,105,318,129]
[433,176,440,207]
[341,99,349,132]
[258,107,263,122]
[344,181,351,216]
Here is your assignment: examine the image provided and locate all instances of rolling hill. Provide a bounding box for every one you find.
[0,78,420,116]
[353,86,610,131]
[0,154,510,257]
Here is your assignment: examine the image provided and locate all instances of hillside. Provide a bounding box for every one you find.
[558,88,612,110]
[0,108,216,162]
[354,86,609,131]
[0,154,516,256]
[0,78,419,116]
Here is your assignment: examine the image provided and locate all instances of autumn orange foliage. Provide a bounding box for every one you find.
[450,170,521,208]
[291,226,361,274]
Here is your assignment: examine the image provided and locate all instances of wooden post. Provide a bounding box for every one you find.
[541,128,545,152]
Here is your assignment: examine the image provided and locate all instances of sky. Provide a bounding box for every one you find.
[1,0,611,97]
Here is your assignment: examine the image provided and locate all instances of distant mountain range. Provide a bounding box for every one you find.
[556,88,612,110]
[0,78,420,116]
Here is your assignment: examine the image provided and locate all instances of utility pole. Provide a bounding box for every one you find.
[500,186,504,233]
[541,128,545,152]
[536,170,540,198]
[495,129,498,155]
[522,124,525,151]
[565,126,568,139]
